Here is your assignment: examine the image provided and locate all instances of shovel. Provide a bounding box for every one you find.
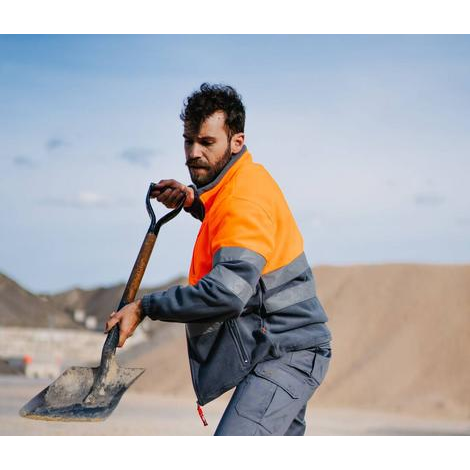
[19,182,185,421]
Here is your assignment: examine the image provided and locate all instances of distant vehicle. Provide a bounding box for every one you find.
[0,357,25,375]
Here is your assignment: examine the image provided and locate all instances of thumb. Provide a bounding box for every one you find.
[104,314,120,333]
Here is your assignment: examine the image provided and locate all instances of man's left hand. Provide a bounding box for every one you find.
[104,299,144,348]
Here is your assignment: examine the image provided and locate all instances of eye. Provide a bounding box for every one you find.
[201,140,213,147]
[184,139,193,145]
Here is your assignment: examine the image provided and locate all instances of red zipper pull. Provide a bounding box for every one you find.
[197,402,208,426]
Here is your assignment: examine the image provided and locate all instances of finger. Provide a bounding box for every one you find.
[104,312,122,334]
[151,181,169,198]
[157,188,179,206]
[166,190,185,208]
[153,180,183,201]
[118,329,130,348]
[172,181,186,192]
[104,315,121,333]
[155,187,173,203]
[171,191,186,207]
[155,179,176,190]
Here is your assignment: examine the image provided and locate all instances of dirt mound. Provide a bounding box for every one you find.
[122,264,470,421]
[123,324,194,397]
[48,275,188,332]
[313,263,470,420]
[0,273,80,329]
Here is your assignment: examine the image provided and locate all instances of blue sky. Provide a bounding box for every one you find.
[1,35,469,293]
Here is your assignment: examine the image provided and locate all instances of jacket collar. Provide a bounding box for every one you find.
[195,145,248,199]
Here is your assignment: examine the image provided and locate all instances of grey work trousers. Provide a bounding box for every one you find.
[214,343,331,436]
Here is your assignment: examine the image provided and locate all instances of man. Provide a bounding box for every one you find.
[105,83,332,436]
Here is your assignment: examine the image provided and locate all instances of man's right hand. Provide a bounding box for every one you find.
[151,179,195,209]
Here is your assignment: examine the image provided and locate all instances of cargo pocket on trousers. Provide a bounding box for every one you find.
[310,350,331,386]
[235,361,302,428]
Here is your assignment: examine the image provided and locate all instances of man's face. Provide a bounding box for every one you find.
[184,111,233,188]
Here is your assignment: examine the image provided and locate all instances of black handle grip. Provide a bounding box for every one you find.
[147,182,186,235]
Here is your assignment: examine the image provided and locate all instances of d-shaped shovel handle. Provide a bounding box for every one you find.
[100,183,185,368]
[117,182,185,310]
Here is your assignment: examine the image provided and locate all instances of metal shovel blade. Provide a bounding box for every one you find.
[19,364,144,422]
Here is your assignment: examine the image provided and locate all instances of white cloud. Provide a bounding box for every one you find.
[39,191,125,208]
[77,191,109,206]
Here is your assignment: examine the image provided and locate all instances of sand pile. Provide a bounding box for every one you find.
[49,275,188,331]
[0,273,80,329]
[314,263,470,421]
[123,264,470,421]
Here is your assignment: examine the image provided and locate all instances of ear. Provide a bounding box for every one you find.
[230,132,245,154]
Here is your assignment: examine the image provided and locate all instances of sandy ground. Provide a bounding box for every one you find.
[2,376,469,436]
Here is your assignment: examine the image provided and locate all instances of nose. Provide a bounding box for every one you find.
[187,141,204,161]
[192,141,205,156]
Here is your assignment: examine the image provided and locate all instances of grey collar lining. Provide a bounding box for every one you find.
[197,145,247,196]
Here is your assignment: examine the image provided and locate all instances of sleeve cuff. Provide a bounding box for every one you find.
[183,184,205,221]
[142,293,160,320]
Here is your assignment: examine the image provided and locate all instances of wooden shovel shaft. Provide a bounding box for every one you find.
[96,186,184,381]
[86,230,158,404]
[119,231,157,308]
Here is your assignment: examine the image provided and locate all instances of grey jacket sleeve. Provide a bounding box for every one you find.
[141,247,266,323]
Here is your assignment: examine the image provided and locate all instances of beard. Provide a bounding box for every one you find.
[187,143,233,188]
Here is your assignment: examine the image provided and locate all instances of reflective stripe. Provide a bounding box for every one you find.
[261,252,310,290]
[208,264,254,304]
[186,321,224,338]
[212,246,266,272]
[264,278,316,313]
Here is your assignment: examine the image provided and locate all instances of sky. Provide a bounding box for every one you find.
[1,35,470,294]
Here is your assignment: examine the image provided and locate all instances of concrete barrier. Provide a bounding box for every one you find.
[0,326,146,378]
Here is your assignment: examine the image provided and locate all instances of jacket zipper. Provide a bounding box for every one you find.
[229,319,249,365]
[185,327,208,427]
[259,278,268,335]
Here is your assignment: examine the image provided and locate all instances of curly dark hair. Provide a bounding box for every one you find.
[180,83,245,138]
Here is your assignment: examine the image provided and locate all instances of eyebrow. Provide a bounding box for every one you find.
[183,134,216,141]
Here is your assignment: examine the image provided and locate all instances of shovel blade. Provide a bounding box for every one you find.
[19,365,144,422]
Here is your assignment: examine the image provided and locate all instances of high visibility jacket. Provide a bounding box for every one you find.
[142,145,332,406]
